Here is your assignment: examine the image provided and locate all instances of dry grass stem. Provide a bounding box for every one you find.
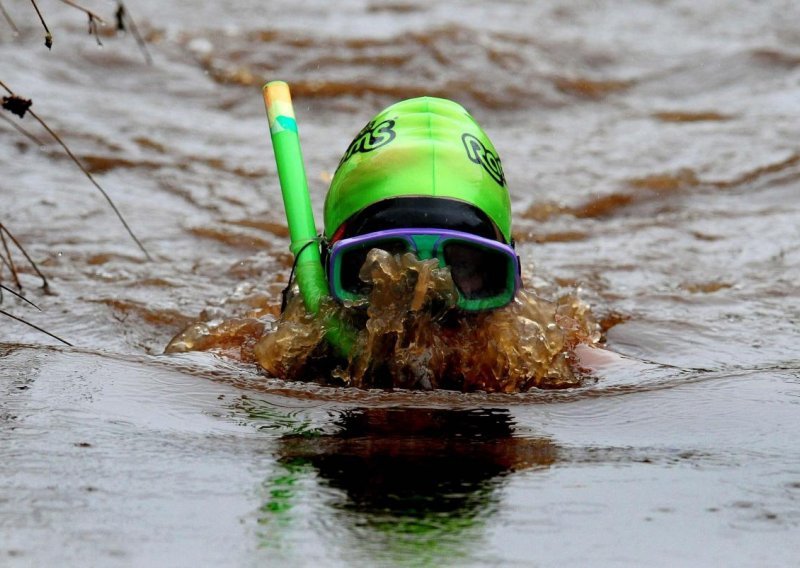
[0,222,50,292]
[1,80,153,261]
[0,1,20,34]
[116,1,152,64]
[58,0,105,23]
[0,308,73,346]
[0,283,41,311]
[0,112,46,146]
[58,0,106,45]
[28,0,52,48]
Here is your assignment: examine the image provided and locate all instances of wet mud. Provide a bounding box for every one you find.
[2,0,800,565]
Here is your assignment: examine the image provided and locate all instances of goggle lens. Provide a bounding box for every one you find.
[443,241,512,300]
[329,229,519,310]
[339,238,409,294]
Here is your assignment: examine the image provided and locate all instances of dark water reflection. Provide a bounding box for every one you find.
[261,407,554,561]
[281,408,551,510]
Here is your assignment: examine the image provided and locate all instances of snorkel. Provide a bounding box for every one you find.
[262,81,355,356]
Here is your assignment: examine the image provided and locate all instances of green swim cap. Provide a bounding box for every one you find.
[324,97,512,242]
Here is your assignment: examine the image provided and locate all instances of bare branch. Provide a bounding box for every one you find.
[116,1,152,65]
[0,308,73,346]
[58,0,106,24]
[0,112,46,146]
[56,0,106,45]
[28,0,52,49]
[0,227,23,290]
[25,108,152,260]
[0,80,153,261]
[0,1,20,35]
[0,283,42,311]
[0,222,49,292]
[87,12,102,46]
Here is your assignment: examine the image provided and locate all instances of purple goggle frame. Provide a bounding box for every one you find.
[327,228,521,311]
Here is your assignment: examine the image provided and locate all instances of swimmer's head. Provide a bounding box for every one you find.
[324,97,512,243]
[323,98,520,311]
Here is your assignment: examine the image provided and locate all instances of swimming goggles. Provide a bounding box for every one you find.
[327,228,520,311]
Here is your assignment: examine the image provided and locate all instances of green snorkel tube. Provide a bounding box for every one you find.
[262,81,355,356]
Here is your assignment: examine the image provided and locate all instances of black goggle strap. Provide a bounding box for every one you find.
[281,236,323,314]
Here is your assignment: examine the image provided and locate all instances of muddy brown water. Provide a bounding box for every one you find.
[2,1,800,565]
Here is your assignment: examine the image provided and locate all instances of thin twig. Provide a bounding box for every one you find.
[0,253,21,295]
[0,256,15,288]
[0,283,42,311]
[26,108,152,260]
[0,0,20,35]
[0,250,14,280]
[0,227,23,291]
[89,14,102,45]
[0,112,46,146]
[0,309,72,346]
[58,0,106,24]
[29,0,52,49]
[0,222,49,291]
[116,1,152,65]
[0,80,153,261]
[57,0,106,45]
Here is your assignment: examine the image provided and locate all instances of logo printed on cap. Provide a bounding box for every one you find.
[337,119,397,169]
[461,133,506,187]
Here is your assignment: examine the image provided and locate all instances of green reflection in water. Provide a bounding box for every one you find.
[250,405,557,564]
[236,394,322,438]
[259,458,310,516]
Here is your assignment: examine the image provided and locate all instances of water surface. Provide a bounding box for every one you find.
[1,0,799,565]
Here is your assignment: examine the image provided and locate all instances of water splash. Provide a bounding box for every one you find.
[254,250,600,392]
[166,316,267,361]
